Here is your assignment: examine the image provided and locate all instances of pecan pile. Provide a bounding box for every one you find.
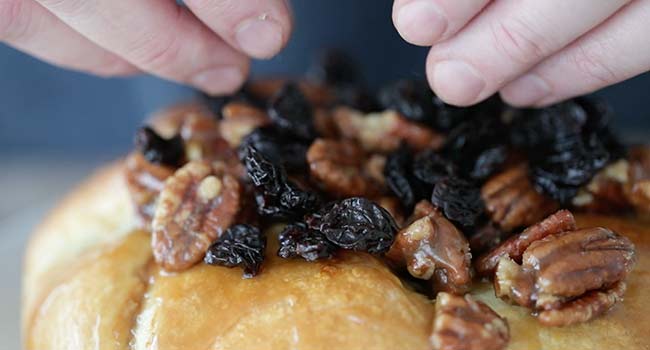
[122,51,644,344]
[478,210,636,326]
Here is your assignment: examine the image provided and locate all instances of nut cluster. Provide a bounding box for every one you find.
[478,210,636,326]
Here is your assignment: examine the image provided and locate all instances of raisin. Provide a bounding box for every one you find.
[268,82,316,140]
[241,145,321,219]
[135,126,184,167]
[431,96,470,132]
[385,145,429,210]
[239,126,309,172]
[431,177,485,229]
[378,80,436,126]
[412,149,457,185]
[204,224,266,278]
[277,222,337,261]
[334,85,380,113]
[307,49,361,87]
[306,197,398,254]
[518,98,622,204]
[442,117,508,180]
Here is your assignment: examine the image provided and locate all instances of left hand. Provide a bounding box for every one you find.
[392,0,650,107]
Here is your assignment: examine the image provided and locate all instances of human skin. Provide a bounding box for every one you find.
[1,0,649,106]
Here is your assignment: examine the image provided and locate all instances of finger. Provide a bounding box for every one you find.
[392,0,490,46]
[184,0,292,59]
[501,0,650,107]
[0,0,137,76]
[426,0,631,106]
[34,0,249,95]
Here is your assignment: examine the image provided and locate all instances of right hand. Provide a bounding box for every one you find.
[0,0,293,95]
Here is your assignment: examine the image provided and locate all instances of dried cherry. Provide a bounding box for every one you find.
[431,177,485,229]
[204,224,266,278]
[306,197,398,254]
[378,80,436,126]
[412,149,457,185]
[268,82,316,140]
[241,145,321,219]
[135,126,184,167]
[277,222,336,261]
[384,145,428,210]
[239,126,309,172]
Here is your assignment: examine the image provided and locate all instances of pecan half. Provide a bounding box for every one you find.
[573,159,630,213]
[475,210,576,277]
[494,227,635,326]
[431,292,509,350]
[386,201,472,294]
[307,138,383,197]
[625,146,650,214]
[332,107,444,153]
[219,101,270,147]
[125,152,174,225]
[152,161,242,271]
[482,164,558,232]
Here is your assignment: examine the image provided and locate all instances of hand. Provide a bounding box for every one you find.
[392,0,650,107]
[0,0,292,95]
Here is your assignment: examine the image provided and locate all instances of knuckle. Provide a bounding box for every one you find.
[130,34,182,74]
[571,41,619,85]
[491,18,548,65]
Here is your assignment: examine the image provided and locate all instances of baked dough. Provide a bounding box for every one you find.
[21,159,650,350]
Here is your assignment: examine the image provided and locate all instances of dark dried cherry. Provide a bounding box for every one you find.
[442,117,508,181]
[242,145,320,219]
[431,177,485,229]
[239,126,309,172]
[384,145,429,210]
[204,224,266,278]
[277,222,336,261]
[135,126,184,167]
[412,149,457,185]
[306,197,398,254]
[378,80,436,126]
[268,82,316,140]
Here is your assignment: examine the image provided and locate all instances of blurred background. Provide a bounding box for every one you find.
[1,0,649,347]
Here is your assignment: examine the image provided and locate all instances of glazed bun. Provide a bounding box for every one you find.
[21,104,650,350]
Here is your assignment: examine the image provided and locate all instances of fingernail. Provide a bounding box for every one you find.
[235,15,284,59]
[430,60,486,106]
[500,74,551,107]
[396,1,447,45]
[192,66,244,95]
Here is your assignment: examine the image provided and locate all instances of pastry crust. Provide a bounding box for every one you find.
[21,160,650,350]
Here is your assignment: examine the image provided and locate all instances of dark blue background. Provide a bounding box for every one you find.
[1,0,648,157]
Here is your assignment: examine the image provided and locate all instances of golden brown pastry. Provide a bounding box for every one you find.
[21,155,650,350]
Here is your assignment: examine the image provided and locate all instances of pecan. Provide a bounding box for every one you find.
[475,210,576,277]
[573,159,631,213]
[246,79,334,107]
[431,292,509,350]
[537,281,627,327]
[494,227,635,326]
[313,108,339,138]
[386,201,472,294]
[332,107,444,153]
[468,223,508,256]
[375,196,405,227]
[625,146,650,214]
[124,152,174,225]
[219,101,270,147]
[152,161,242,271]
[307,138,382,197]
[482,164,558,232]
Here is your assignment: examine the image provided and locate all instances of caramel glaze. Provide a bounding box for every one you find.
[22,156,650,350]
